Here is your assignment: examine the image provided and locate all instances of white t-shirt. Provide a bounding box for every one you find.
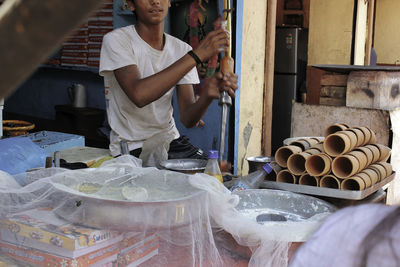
[289,204,400,267]
[99,25,200,156]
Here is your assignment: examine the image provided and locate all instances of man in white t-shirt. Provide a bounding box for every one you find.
[290,204,400,267]
[99,0,238,160]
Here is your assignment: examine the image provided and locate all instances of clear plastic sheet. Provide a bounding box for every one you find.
[0,155,334,267]
[139,131,175,168]
[190,175,335,267]
[0,170,21,189]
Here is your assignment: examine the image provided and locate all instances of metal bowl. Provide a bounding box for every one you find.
[234,189,336,242]
[159,159,207,174]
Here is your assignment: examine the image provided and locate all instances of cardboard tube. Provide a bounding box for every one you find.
[354,146,374,166]
[301,138,320,147]
[324,132,353,157]
[366,127,377,144]
[340,130,358,149]
[311,143,324,153]
[305,148,322,156]
[320,175,341,189]
[324,123,349,137]
[287,152,311,175]
[348,150,368,172]
[364,145,381,163]
[299,174,320,186]
[369,163,386,182]
[341,176,366,191]
[275,145,303,168]
[277,169,298,184]
[305,153,332,176]
[355,172,373,187]
[332,154,360,178]
[361,168,380,185]
[353,126,371,145]
[265,162,283,181]
[376,162,393,178]
[311,137,325,143]
[289,139,311,151]
[372,144,391,162]
[346,128,365,147]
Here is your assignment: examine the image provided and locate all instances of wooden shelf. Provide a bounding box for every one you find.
[276,0,310,28]
[40,64,99,74]
[282,10,304,15]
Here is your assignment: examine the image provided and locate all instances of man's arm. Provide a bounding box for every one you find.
[114,54,198,108]
[176,72,238,128]
[176,84,212,128]
[114,29,230,108]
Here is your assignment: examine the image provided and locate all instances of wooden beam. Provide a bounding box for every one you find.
[0,0,103,99]
[303,0,310,28]
[320,86,346,98]
[262,0,277,156]
[364,0,375,65]
[276,0,284,26]
[306,66,324,105]
[320,74,348,86]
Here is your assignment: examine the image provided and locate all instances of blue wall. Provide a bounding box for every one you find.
[4,68,105,120]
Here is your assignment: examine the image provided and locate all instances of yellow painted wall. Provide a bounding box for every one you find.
[237,0,267,175]
[374,0,400,64]
[308,0,354,65]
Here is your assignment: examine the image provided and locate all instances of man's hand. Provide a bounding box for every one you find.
[205,71,238,100]
[219,160,232,173]
[193,28,230,62]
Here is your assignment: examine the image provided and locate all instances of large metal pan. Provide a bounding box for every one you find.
[234,189,336,242]
[50,169,206,231]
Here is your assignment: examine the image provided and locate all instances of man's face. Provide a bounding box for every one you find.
[128,0,171,25]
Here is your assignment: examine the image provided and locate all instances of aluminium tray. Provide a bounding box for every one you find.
[159,159,207,173]
[260,172,395,200]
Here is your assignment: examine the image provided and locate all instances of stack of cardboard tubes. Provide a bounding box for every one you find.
[273,123,392,191]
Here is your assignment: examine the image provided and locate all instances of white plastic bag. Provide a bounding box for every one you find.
[139,131,175,167]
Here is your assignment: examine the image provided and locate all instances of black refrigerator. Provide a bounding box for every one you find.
[271,26,308,153]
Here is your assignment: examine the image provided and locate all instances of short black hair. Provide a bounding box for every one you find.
[125,0,136,17]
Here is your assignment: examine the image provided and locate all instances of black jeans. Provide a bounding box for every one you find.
[130,135,208,160]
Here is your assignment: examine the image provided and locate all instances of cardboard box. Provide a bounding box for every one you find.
[28,131,85,153]
[1,228,122,258]
[1,207,119,251]
[118,232,159,267]
[0,240,119,267]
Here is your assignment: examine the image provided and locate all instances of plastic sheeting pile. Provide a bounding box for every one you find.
[0,155,333,267]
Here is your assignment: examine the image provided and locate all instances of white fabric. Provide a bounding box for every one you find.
[289,204,400,267]
[100,25,200,156]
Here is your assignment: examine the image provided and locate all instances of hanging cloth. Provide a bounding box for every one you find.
[189,0,220,95]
